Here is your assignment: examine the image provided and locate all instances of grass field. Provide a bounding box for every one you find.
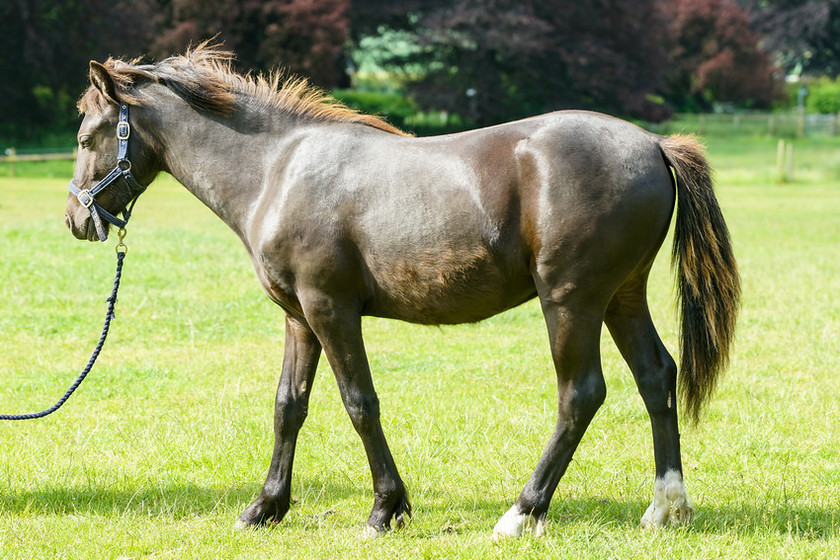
[1,136,839,559]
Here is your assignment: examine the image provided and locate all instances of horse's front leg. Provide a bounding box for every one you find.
[303,295,411,535]
[236,314,321,529]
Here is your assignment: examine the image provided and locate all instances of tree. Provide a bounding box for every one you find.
[0,0,156,142]
[740,0,840,77]
[353,0,672,127]
[661,0,783,111]
[151,0,350,88]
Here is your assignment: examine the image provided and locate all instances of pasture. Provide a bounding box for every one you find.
[1,135,839,558]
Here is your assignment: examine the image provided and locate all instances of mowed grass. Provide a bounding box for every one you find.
[1,136,839,559]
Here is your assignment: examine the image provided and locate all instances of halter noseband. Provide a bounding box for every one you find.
[69,103,148,242]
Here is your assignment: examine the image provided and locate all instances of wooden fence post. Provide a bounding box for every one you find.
[777,139,786,183]
[797,107,805,138]
[786,142,795,182]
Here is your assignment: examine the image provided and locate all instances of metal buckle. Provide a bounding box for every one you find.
[77,189,95,208]
[116,121,130,140]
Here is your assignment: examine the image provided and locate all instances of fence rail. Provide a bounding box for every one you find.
[1,148,77,162]
[662,111,840,138]
[1,148,76,177]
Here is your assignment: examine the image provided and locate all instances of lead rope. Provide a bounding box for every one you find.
[0,230,128,420]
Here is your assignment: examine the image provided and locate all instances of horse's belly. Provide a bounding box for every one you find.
[362,245,535,324]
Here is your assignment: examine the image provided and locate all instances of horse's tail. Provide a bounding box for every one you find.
[659,135,741,423]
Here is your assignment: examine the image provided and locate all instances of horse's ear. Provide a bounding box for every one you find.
[89,61,119,104]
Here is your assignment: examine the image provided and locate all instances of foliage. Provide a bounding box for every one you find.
[150,0,351,88]
[805,77,840,113]
[352,0,673,126]
[0,0,350,145]
[331,89,417,130]
[0,0,156,143]
[4,0,840,145]
[661,0,784,111]
[744,0,840,77]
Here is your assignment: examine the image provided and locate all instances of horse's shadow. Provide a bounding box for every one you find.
[1,482,836,539]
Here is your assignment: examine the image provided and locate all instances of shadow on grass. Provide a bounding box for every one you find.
[1,482,837,540]
[0,482,261,519]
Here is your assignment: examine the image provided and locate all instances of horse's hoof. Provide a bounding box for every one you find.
[236,496,289,530]
[362,524,386,539]
[640,470,694,528]
[233,518,256,531]
[365,492,411,537]
[492,506,546,539]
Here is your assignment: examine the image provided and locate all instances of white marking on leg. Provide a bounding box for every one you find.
[362,525,383,539]
[640,469,694,528]
[492,506,547,539]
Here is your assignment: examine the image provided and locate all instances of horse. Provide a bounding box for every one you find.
[64,45,740,537]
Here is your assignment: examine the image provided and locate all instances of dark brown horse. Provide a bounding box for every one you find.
[64,46,740,537]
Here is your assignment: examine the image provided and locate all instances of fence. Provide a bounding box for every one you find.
[0,148,76,177]
[660,111,840,138]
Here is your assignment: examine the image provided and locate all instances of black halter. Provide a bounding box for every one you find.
[68,103,147,242]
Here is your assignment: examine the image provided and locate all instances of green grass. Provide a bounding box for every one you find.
[1,137,839,559]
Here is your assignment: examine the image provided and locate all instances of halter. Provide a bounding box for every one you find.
[68,103,148,242]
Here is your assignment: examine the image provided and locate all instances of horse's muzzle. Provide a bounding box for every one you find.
[65,208,103,242]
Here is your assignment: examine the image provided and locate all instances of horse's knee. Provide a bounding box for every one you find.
[560,372,606,424]
[580,373,607,414]
[274,394,308,435]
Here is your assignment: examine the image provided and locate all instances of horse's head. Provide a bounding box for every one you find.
[65,61,159,242]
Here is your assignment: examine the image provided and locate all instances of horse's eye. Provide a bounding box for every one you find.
[79,136,93,149]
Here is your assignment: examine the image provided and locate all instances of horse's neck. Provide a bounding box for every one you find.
[151,100,287,240]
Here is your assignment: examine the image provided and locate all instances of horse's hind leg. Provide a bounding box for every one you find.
[237,314,322,529]
[604,280,693,527]
[493,293,607,538]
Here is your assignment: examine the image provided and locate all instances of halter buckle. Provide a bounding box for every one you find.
[77,189,95,208]
[116,121,130,140]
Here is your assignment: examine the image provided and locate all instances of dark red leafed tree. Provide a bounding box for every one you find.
[151,0,350,88]
[662,0,783,110]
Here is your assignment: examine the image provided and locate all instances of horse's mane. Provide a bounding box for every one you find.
[78,42,408,136]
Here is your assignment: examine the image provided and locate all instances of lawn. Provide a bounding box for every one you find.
[0,136,838,559]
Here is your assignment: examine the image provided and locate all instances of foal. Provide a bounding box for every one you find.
[64,46,739,536]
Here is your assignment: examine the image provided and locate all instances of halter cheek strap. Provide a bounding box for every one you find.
[68,103,148,242]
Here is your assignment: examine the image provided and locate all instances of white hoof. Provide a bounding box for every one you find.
[492,506,546,539]
[362,525,385,539]
[640,470,694,528]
